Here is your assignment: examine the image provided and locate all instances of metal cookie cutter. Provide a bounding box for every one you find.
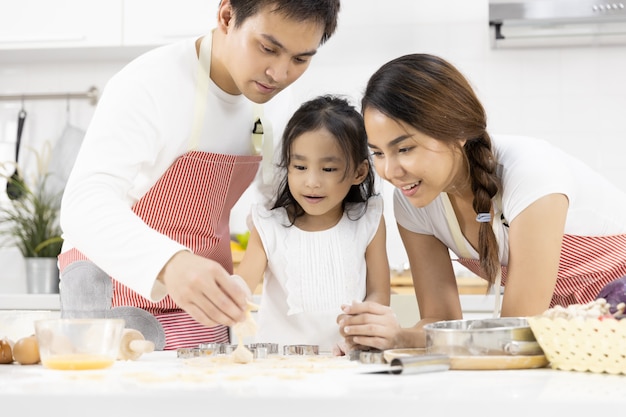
[283,344,319,355]
[198,343,220,356]
[349,349,385,364]
[221,344,240,354]
[177,343,221,358]
[254,347,268,359]
[249,343,279,355]
[360,350,386,364]
[177,347,200,359]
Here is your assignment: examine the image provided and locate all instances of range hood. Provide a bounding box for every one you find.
[489,0,626,48]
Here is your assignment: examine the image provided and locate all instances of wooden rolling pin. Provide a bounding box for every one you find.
[118,329,155,361]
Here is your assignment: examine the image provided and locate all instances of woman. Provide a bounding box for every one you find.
[338,53,626,350]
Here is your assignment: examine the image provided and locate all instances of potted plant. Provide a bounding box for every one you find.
[0,168,63,294]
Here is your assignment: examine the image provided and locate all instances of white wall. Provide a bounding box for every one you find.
[286,0,626,272]
[1,0,625,292]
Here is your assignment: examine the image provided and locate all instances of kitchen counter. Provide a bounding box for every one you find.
[0,292,498,312]
[0,293,500,332]
[1,351,623,417]
[0,293,60,310]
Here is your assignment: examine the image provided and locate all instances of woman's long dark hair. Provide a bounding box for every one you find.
[273,95,376,224]
[362,54,501,287]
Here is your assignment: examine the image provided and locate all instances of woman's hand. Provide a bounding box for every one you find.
[337,301,402,351]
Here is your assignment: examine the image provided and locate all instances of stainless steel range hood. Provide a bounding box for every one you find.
[489,0,626,48]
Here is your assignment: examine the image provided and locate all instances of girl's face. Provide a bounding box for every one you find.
[364,108,466,208]
[287,128,366,228]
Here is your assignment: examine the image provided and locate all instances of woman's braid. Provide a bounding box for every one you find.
[465,134,501,288]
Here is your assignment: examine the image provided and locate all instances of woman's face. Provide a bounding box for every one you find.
[364,108,466,208]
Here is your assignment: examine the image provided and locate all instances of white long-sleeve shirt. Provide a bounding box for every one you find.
[60,34,292,301]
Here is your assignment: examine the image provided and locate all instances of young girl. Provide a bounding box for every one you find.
[236,95,390,355]
[338,53,626,350]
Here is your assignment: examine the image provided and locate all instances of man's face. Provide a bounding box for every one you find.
[215,3,325,103]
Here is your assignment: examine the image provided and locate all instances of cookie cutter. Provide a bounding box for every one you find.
[197,343,220,356]
[178,342,281,358]
[176,347,200,358]
[283,344,319,355]
[249,343,279,355]
[254,347,268,359]
[221,344,240,354]
[359,350,386,364]
[349,348,385,364]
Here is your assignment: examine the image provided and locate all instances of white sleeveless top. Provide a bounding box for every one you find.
[251,194,384,352]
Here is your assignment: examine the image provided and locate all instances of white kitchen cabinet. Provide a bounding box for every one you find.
[0,0,215,62]
[122,0,217,46]
[0,0,123,49]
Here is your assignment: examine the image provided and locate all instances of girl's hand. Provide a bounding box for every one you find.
[331,340,351,357]
[337,301,401,351]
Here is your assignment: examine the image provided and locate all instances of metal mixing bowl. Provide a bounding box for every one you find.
[424,317,543,356]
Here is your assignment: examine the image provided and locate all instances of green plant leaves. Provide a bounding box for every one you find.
[0,173,63,258]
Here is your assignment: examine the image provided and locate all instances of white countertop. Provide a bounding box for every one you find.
[0,351,623,417]
[0,293,499,341]
[0,293,60,310]
[0,293,499,313]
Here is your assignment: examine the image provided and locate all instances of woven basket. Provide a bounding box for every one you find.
[527,316,626,375]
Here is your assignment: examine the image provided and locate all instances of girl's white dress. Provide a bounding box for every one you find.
[250,194,384,352]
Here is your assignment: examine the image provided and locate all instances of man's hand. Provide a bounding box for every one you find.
[159,251,249,327]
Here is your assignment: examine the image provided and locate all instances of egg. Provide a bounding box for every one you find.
[0,339,13,364]
[13,335,40,365]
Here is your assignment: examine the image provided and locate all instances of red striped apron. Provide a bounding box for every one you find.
[442,193,626,309]
[457,234,626,308]
[58,32,268,349]
[59,151,261,349]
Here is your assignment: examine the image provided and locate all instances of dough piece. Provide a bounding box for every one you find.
[230,304,258,364]
[232,340,254,364]
[232,308,258,339]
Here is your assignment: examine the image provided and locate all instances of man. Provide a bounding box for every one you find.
[58,0,341,350]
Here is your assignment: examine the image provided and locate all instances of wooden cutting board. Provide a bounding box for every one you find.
[383,348,549,370]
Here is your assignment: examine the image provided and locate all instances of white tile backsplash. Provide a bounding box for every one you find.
[1,0,625,291]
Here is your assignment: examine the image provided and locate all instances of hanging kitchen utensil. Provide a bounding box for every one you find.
[6,106,27,200]
[46,97,85,197]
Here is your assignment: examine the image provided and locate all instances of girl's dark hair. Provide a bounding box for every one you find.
[228,0,340,45]
[273,95,376,223]
[361,54,501,288]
